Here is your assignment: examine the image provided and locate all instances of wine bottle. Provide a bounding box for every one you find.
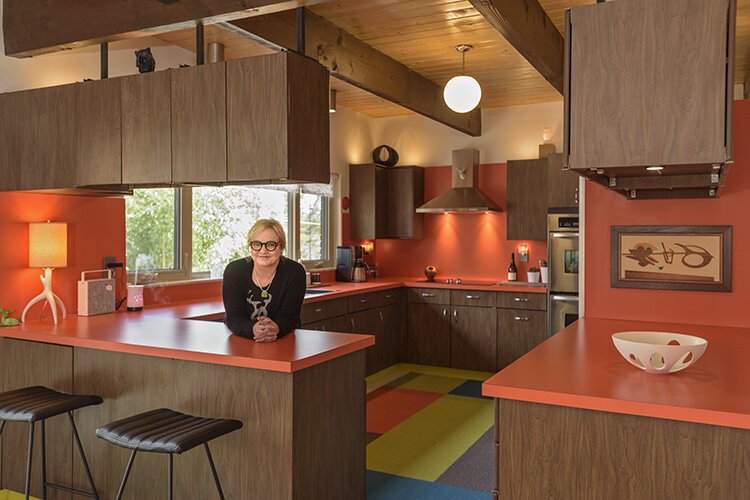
[508,252,518,282]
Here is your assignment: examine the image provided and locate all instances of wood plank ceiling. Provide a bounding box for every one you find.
[157,0,750,119]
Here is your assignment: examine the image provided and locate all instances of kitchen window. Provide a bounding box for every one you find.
[125,178,336,282]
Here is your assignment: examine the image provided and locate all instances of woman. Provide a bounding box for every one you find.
[222,219,306,342]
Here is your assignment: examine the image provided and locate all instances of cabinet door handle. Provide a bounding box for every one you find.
[466,294,480,300]
[443,308,448,317]
[514,316,530,321]
[379,311,384,322]
[360,298,368,303]
[385,294,392,298]
[321,324,325,330]
[350,318,355,330]
[513,297,530,302]
[314,307,323,313]
[421,293,436,298]
[575,187,579,205]
[453,309,458,323]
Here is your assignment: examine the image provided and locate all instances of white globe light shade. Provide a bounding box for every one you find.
[443,75,482,113]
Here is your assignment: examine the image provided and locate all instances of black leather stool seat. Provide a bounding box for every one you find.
[0,386,103,422]
[96,408,243,454]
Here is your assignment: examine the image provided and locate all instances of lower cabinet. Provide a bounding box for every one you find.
[407,303,451,367]
[351,305,398,375]
[302,314,351,334]
[451,306,497,371]
[497,308,547,370]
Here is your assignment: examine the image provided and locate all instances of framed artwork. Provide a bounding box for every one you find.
[611,226,732,292]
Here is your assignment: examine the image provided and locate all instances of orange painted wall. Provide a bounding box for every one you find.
[363,163,547,281]
[0,192,126,320]
[584,99,750,328]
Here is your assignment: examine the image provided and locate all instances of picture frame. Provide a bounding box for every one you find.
[610,225,732,292]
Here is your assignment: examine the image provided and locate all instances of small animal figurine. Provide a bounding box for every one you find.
[0,308,20,327]
[135,47,156,73]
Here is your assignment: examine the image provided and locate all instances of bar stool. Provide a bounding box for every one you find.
[0,385,103,499]
[96,408,243,500]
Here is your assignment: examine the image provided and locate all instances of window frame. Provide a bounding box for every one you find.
[127,183,336,283]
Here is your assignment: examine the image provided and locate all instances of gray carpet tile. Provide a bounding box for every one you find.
[435,428,494,493]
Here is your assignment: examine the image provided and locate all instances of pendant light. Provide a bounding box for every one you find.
[443,44,482,113]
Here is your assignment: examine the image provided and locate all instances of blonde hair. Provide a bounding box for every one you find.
[247,219,286,252]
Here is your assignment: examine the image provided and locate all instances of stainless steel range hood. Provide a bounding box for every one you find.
[416,149,502,214]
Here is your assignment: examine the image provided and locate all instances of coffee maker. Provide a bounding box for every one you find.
[352,246,368,283]
[336,246,354,282]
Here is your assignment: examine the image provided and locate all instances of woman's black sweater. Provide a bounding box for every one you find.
[222,256,306,339]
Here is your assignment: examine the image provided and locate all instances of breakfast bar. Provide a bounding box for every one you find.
[482,318,750,499]
[0,299,374,500]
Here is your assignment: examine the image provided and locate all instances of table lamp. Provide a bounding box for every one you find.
[21,221,68,325]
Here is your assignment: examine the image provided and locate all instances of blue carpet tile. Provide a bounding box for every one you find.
[448,380,492,400]
[367,471,491,500]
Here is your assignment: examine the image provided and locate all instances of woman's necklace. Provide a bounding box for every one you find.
[253,268,277,299]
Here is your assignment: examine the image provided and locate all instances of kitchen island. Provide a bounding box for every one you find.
[482,318,750,499]
[0,299,374,500]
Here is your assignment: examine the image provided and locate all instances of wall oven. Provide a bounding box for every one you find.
[548,211,579,335]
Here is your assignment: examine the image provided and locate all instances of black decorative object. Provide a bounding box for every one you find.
[371,145,399,167]
[135,48,156,73]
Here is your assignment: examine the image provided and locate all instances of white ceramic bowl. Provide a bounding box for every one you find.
[611,331,708,374]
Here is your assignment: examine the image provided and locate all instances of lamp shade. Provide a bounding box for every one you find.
[443,75,482,113]
[29,222,67,268]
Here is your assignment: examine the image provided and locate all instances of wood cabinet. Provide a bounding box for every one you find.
[507,159,547,241]
[351,304,398,375]
[547,153,579,209]
[0,84,77,191]
[387,166,424,239]
[565,0,733,198]
[121,70,172,185]
[497,309,547,370]
[451,305,497,371]
[171,62,227,184]
[227,52,329,184]
[350,164,425,240]
[350,164,388,240]
[76,78,121,186]
[407,303,451,367]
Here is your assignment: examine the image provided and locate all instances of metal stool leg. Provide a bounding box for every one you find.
[41,419,47,500]
[116,450,137,500]
[204,443,225,500]
[68,412,99,499]
[168,453,174,500]
[25,422,35,500]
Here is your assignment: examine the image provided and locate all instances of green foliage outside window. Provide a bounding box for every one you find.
[125,188,176,272]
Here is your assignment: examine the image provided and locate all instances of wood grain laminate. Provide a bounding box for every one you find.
[171,62,227,184]
[497,399,750,499]
[497,292,546,311]
[497,308,547,370]
[350,164,388,240]
[121,70,172,185]
[347,289,399,314]
[1,339,74,500]
[0,92,23,191]
[450,289,496,308]
[75,78,121,186]
[568,0,729,170]
[302,314,351,334]
[406,287,450,305]
[546,153,578,209]
[286,52,330,184]
[293,351,365,499]
[407,303,450,367]
[350,308,383,374]
[450,306,497,371]
[387,166,424,239]
[506,159,547,241]
[301,297,348,324]
[73,347,293,499]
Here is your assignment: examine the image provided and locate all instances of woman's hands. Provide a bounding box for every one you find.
[252,316,280,342]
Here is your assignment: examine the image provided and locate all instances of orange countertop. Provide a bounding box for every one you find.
[3,298,373,373]
[482,317,750,430]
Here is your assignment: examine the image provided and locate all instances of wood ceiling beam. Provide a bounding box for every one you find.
[227,9,482,137]
[468,0,564,94]
[2,0,327,58]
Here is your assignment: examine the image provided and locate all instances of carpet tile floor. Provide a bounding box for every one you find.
[366,364,494,499]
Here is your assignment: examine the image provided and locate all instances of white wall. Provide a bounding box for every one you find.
[0,1,195,92]
[330,101,565,198]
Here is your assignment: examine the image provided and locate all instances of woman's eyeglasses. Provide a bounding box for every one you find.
[250,240,280,252]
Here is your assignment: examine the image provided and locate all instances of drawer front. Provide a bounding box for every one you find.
[497,292,547,311]
[300,297,348,324]
[347,289,398,313]
[407,287,451,305]
[450,289,496,308]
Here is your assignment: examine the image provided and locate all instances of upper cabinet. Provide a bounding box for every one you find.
[227,52,329,184]
[0,52,331,193]
[565,0,735,199]
[350,164,424,240]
